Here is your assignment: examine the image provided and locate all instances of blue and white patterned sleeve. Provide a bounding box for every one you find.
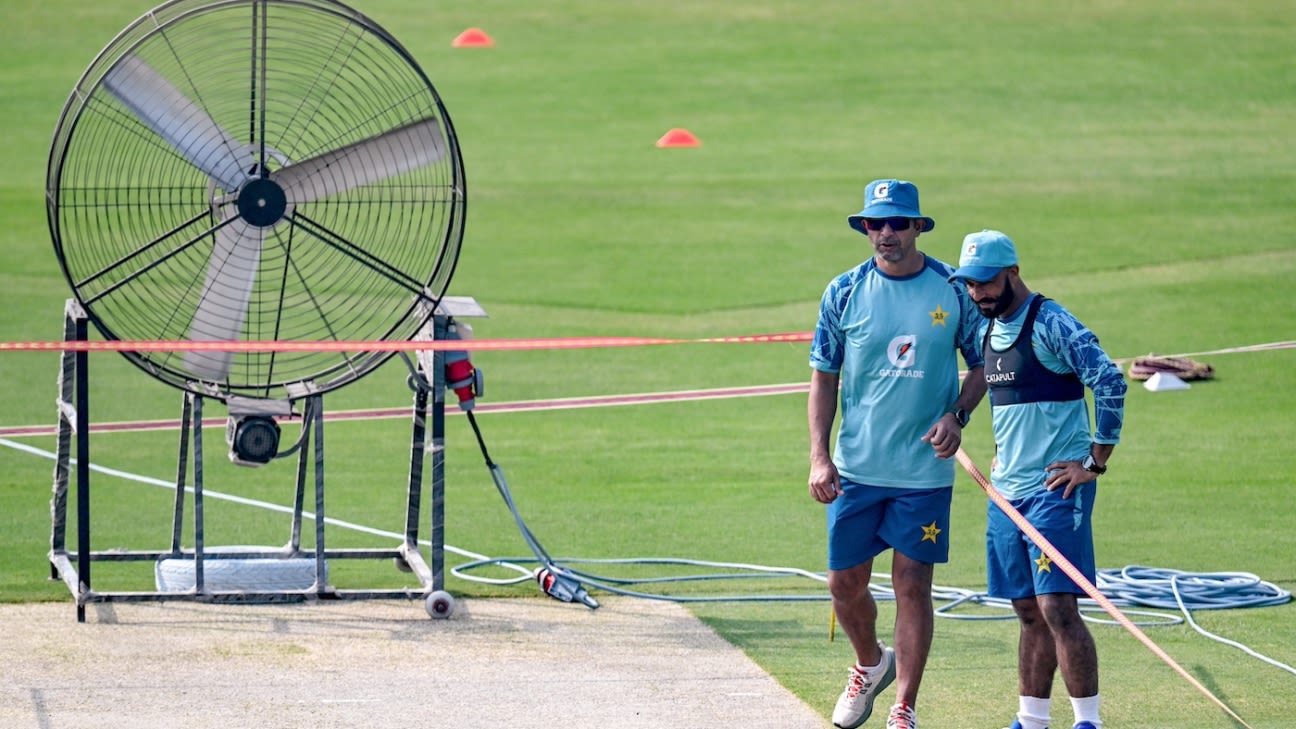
[952,282,985,370]
[809,276,847,374]
[1038,304,1127,444]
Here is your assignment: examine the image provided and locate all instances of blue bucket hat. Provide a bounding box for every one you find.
[847,179,936,235]
[948,230,1019,283]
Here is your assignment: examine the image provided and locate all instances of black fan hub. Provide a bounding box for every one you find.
[237,177,288,227]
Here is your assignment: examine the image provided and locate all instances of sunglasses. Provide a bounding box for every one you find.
[861,217,914,232]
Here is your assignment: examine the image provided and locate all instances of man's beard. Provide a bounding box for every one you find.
[976,284,1016,319]
[873,236,904,262]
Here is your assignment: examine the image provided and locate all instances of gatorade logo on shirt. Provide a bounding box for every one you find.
[879,334,924,379]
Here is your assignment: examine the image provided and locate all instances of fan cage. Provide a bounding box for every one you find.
[46,0,465,402]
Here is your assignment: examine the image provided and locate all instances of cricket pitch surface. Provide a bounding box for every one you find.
[1,596,829,728]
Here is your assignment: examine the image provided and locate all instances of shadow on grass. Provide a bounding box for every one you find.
[1190,664,1248,729]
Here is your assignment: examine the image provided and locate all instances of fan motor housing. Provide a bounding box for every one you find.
[224,396,294,466]
[226,415,281,466]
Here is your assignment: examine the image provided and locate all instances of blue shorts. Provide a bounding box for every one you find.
[826,480,952,571]
[986,482,1097,599]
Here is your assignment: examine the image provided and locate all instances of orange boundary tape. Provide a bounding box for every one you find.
[1,335,1291,357]
[954,448,1253,729]
[0,331,813,353]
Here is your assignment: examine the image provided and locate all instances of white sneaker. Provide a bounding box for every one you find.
[831,643,896,728]
[885,701,917,729]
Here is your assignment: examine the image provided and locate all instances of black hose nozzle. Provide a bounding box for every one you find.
[536,565,600,609]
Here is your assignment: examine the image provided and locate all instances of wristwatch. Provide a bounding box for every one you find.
[946,407,970,428]
[1081,454,1107,475]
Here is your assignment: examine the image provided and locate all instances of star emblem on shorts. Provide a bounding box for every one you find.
[929,304,948,327]
[920,521,941,543]
[1035,554,1053,573]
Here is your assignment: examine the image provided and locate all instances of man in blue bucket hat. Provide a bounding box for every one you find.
[949,230,1126,729]
[808,179,987,729]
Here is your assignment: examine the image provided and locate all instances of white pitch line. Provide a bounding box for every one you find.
[0,436,533,581]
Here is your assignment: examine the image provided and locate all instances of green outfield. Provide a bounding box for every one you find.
[1,1,1293,726]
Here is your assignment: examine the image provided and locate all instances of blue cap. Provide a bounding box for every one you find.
[949,230,1019,283]
[847,179,935,235]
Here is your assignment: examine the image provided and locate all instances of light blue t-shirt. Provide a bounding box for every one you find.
[980,294,1127,500]
[810,256,983,488]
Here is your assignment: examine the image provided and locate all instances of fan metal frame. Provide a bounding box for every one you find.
[46,0,467,402]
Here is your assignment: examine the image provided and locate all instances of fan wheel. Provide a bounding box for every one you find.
[46,0,466,402]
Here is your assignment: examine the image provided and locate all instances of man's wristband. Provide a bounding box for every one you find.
[945,407,970,428]
[1082,454,1107,475]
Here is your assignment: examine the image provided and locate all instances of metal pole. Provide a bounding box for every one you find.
[74,315,90,623]
[311,396,327,591]
[49,301,77,580]
[290,401,309,553]
[170,394,192,555]
[405,387,428,549]
[430,317,447,592]
[193,395,205,592]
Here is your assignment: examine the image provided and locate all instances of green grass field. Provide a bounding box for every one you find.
[2,1,1294,726]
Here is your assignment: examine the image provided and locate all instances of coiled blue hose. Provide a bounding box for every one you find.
[1097,565,1291,611]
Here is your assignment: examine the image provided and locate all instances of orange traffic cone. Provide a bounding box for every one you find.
[656,128,701,148]
[452,28,495,47]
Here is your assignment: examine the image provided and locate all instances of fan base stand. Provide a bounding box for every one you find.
[46,297,486,622]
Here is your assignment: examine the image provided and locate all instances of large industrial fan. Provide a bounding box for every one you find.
[45,0,476,621]
[48,0,465,401]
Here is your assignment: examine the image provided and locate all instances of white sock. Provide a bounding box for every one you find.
[1017,695,1051,729]
[1071,694,1102,727]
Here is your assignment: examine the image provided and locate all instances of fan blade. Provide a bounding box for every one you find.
[182,215,264,380]
[274,118,446,205]
[103,55,252,192]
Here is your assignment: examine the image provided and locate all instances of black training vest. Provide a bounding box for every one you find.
[983,295,1084,406]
